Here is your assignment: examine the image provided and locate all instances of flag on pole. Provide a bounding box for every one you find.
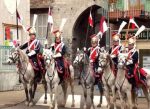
[88,11,93,27]
[16,9,27,32]
[129,16,139,29]
[96,16,108,38]
[48,6,53,32]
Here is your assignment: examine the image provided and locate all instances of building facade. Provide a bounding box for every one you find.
[30,0,109,59]
[0,0,30,91]
[109,0,150,68]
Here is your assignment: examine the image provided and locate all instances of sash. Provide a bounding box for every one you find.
[54,42,64,53]
[111,45,120,55]
[28,39,37,50]
[89,46,99,59]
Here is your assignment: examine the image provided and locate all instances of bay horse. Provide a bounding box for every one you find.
[98,51,117,109]
[73,49,103,109]
[43,49,75,109]
[7,47,47,106]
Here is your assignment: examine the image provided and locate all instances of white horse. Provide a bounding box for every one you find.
[43,49,75,109]
[73,49,103,109]
[7,47,47,106]
[116,53,133,109]
[98,51,117,109]
[117,53,150,109]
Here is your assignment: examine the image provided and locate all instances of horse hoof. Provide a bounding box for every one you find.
[71,104,75,107]
[44,100,47,104]
[29,102,34,107]
[49,104,53,109]
[25,101,29,106]
[97,103,101,107]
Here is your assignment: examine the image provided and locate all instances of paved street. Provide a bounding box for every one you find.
[0,80,148,109]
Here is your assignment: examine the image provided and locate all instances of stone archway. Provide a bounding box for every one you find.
[72,5,106,58]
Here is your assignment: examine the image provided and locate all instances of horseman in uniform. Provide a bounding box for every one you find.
[20,27,45,82]
[109,33,123,75]
[126,37,138,89]
[50,29,67,84]
[87,34,100,76]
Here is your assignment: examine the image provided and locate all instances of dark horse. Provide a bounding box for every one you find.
[73,49,103,109]
[7,47,47,106]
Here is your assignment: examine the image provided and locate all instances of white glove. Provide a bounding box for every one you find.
[90,60,93,63]
[126,59,133,65]
[83,47,86,51]
[28,50,36,57]
[53,53,62,58]
[110,54,116,58]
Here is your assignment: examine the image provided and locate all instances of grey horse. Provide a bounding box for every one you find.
[7,47,47,106]
[98,51,117,109]
[43,49,75,109]
[73,49,103,109]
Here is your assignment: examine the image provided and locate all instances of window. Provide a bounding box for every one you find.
[3,24,22,46]
[31,14,48,38]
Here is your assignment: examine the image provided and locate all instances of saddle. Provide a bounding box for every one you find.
[126,64,147,88]
[56,58,71,80]
[29,54,46,83]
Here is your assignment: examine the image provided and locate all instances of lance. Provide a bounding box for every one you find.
[16,0,19,40]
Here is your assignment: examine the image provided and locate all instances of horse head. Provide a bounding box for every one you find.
[118,53,128,68]
[98,50,113,72]
[7,47,20,64]
[73,48,88,66]
[43,48,55,69]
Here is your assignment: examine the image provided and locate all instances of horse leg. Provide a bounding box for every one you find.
[111,85,117,109]
[54,83,59,109]
[32,81,37,99]
[82,84,88,109]
[104,85,111,109]
[29,83,34,107]
[127,90,134,109]
[69,78,75,107]
[61,81,68,107]
[69,65,75,107]
[90,85,95,109]
[117,90,125,109]
[43,78,47,104]
[23,84,29,106]
[97,81,103,107]
[48,82,53,109]
[131,90,137,108]
[142,86,150,109]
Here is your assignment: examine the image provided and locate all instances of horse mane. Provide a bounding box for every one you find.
[18,48,29,63]
[107,54,115,70]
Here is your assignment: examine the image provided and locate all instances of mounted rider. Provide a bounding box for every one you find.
[19,27,45,82]
[126,36,139,89]
[109,33,123,75]
[87,34,101,76]
[50,29,67,84]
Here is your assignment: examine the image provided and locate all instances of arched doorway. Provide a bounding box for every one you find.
[72,5,106,57]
